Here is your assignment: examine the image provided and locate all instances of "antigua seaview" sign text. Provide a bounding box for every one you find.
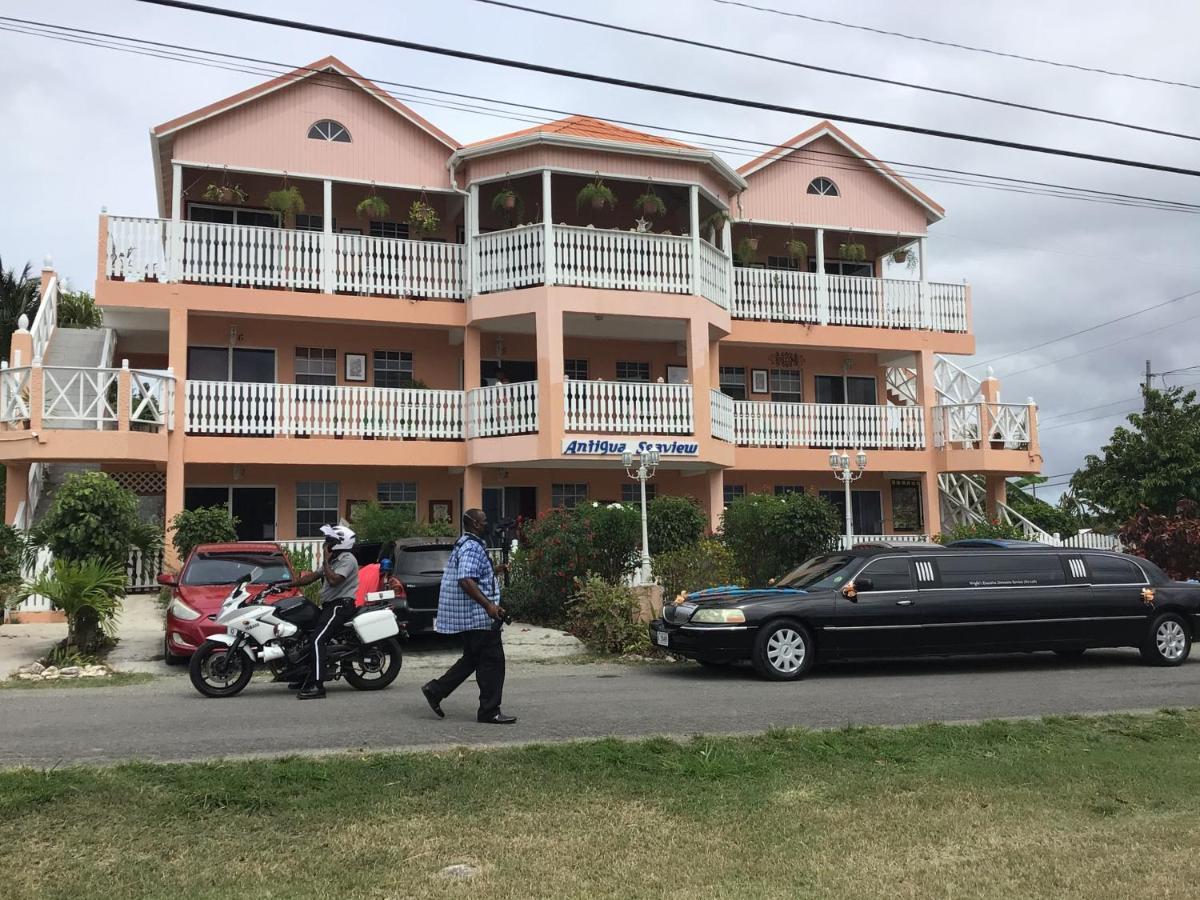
[561,438,700,456]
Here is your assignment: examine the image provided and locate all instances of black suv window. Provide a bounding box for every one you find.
[858,557,913,591]
[1087,555,1146,585]
[395,546,453,575]
[935,553,1065,589]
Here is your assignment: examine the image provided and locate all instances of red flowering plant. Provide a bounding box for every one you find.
[1119,500,1200,581]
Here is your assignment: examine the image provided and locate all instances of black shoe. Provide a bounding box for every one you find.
[421,682,445,719]
[297,686,326,700]
[478,712,517,725]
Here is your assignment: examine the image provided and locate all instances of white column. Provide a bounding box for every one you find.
[468,182,480,297]
[689,185,700,297]
[170,162,183,282]
[721,215,733,307]
[815,226,828,325]
[321,179,333,294]
[917,235,929,329]
[462,190,475,298]
[542,169,555,286]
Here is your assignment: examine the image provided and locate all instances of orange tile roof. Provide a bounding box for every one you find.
[465,115,696,150]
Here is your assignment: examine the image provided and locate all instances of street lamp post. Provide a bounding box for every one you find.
[829,448,868,544]
[623,448,660,583]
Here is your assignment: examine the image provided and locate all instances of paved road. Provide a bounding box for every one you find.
[2,651,1198,767]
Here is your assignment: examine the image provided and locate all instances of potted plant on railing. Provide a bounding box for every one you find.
[407,199,440,240]
[839,240,867,262]
[356,191,390,221]
[576,177,617,215]
[634,189,666,218]
[265,184,306,227]
[491,187,524,227]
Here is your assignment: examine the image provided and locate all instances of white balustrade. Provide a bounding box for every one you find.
[474,224,544,293]
[186,381,464,439]
[936,403,982,446]
[0,366,31,423]
[41,366,119,428]
[564,381,693,434]
[733,401,925,449]
[180,220,323,290]
[106,216,169,282]
[466,381,539,437]
[732,267,821,322]
[839,534,930,550]
[696,240,730,309]
[936,402,1032,449]
[553,226,692,294]
[334,233,466,299]
[29,275,58,362]
[934,355,982,404]
[710,389,734,443]
[928,282,969,332]
[986,403,1032,449]
[130,370,172,429]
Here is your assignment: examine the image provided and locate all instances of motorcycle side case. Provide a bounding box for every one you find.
[352,608,400,643]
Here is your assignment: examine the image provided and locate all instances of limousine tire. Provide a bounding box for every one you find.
[751,619,815,681]
[1141,612,1191,667]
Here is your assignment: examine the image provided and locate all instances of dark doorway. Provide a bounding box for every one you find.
[184,485,277,541]
[482,359,536,385]
[819,489,884,535]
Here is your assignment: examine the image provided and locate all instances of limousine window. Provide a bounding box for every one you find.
[934,554,1066,589]
[775,555,855,590]
[1088,555,1146,585]
[858,557,913,591]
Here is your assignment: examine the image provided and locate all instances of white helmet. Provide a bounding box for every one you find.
[320,524,356,551]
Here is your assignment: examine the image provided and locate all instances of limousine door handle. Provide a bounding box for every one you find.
[896,599,914,606]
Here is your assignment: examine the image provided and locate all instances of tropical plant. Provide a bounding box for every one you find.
[840,241,867,262]
[30,471,160,567]
[170,506,239,562]
[655,538,742,602]
[16,558,126,652]
[355,194,390,220]
[0,255,39,361]
[721,491,841,586]
[56,290,103,329]
[785,239,808,260]
[702,209,729,234]
[566,575,650,655]
[283,545,321,604]
[491,187,524,223]
[0,523,26,607]
[646,494,707,555]
[264,186,306,217]
[736,236,759,266]
[1119,499,1200,581]
[576,177,617,213]
[933,519,1026,544]
[634,191,667,218]
[201,183,248,204]
[1006,476,1081,539]
[407,199,440,238]
[351,501,418,544]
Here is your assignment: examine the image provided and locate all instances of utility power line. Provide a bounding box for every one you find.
[130,0,1200,178]
[712,0,1200,91]
[8,17,1198,217]
[471,0,1199,142]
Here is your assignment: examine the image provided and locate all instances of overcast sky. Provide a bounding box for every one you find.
[2,0,1198,496]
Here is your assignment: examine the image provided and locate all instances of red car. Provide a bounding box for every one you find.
[159,542,298,664]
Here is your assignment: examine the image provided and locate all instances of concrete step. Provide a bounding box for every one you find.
[41,326,113,367]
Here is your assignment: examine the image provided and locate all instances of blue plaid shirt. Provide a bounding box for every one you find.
[435,534,499,633]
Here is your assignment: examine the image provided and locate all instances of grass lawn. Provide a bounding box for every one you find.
[0,672,155,691]
[1,711,1199,899]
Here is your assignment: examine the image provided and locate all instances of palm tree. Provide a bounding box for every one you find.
[0,255,40,361]
[17,558,126,653]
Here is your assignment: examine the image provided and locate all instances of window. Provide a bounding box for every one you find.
[766,255,802,270]
[824,260,874,277]
[1088,555,1147,585]
[616,361,650,382]
[565,358,589,381]
[308,119,351,142]
[814,375,877,405]
[295,214,324,232]
[723,484,745,507]
[373,351,414,389]
[859,557,913,592]
[621,483,657,503]
[189,204,279,228]
[890,480,923,532]
[774,484,805,496]
[819,490,883,535]
[719,366,747,400]
[377,481,417,512]
[296,481,338,538]
[369,220,409,240]
[295,347,336,386]
[807,177,839,197]
[934,554,1066,590]
[770,369,802,403]
[552,483,588,510]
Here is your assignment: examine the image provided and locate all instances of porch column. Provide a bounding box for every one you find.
[815,226,828,324]
[980,370,1000,445]
[914,349,942,537]
[921,473,943,538]
[463,325,481,390]
[117,360,132,432]
[705,468,724,535]
[535,305,564,457]
[542,170,555,286]
[917,235,929,329]
[689,185,700,297]
[463,466,483,520]
[170,162,183,282]
[5,462,29,529]
[721,215,734,306]
[687,314,711,439]
[462,189,475,298]
[321,179,334,294]
[165,306,188,569]
[468,182,480,297]
[984,474,1007,522]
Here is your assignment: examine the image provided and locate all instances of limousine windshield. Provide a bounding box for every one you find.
[775,555,857,590]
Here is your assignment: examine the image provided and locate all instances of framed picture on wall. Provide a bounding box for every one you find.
[345,353,367,382]
[429,500,451,523]
[751,369,769,394]
[666,365,689,385]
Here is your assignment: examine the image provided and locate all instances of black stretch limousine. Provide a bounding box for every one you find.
[650,543,1199,680]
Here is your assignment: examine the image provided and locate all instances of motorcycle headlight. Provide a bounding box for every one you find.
[168,597,202,621]
[691,607,746,624]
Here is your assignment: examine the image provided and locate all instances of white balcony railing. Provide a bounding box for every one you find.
[0,364,175,433]
[934,402,1033,450]
[42,366,119,428]
[465,381,539,438]
[553,226,693,295]
[564,381,693,434]
[0,365,31,422]
[180,220,323,290]
[710,389,734,443]
[333,232,465,300]
[732,401,926,449]
[696,239,730,309]
[474,224,545,294]
[186,381,464,439]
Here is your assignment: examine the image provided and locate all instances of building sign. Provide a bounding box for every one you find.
[562,438,700,456]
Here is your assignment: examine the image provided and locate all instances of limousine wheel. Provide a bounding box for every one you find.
[1141,613,1191,667]
[752,619,815,681]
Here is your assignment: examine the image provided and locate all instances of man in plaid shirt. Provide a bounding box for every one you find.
[421,508,516,724]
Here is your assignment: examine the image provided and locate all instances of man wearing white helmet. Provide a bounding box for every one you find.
[286,523,360,700]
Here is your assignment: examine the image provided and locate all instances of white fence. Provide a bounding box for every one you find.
[563,381,693,434]
[465,381,539,438]
[733,401,926,449]
[710,389,734,443]
[935,403,1033,449]
[14,545,164,614]
[186,380,464,439]
[839,534,930,550]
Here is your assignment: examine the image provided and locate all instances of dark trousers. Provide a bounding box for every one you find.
[304,599,354,689]
[426,627,505,719]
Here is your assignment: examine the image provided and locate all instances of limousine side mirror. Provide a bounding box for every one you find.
[855,577,874,593]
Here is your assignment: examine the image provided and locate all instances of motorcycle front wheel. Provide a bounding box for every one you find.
[342,637,403,691]
[189,639,254,698]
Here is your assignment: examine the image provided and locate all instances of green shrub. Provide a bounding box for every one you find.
[0,523,26,606]
[16,558,126,652]
[655,539,743,601]
[350,502,456,543]
[721,492,840,586]
[30,472,159,567]
[647,494,707,555]
[566,575,649,655]
[170,505,239,562]
[283,545,321,604]
[934,520,1026,544]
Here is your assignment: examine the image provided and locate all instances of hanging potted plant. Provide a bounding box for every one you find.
[635,188,666,218]
[491,186,524,225]
[576,176,617,213]
[356,188,390,220]
[891,244,918,271]
[201,182,247,204]
[702,209,729,234]
[737,236,759,266]
[839,239,867,262]
[265,182,305,225]
[786,238,807,260]
[407,198,440,239]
